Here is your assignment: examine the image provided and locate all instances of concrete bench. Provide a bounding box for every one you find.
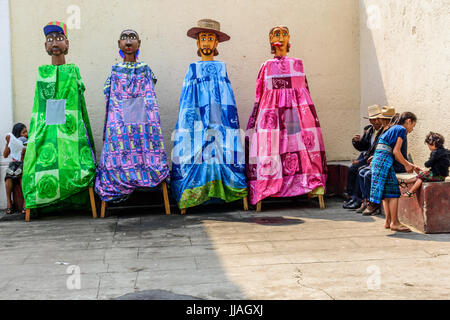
[326,161,352,197]
[397,173,450,234]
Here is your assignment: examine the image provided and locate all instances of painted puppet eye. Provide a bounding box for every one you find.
[47,37,53,42]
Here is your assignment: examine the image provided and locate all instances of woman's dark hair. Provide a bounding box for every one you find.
[387,113,400,128]
[12,123,26,138]
[425,132,445,148]
[398,112,417,125]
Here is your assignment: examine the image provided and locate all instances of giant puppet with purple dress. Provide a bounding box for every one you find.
[246,26,328,211]
[95,29,171,216]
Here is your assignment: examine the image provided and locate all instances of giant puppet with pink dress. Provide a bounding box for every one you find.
[246,26,328,210]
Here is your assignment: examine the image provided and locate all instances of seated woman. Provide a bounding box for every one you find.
[3,123,28,214]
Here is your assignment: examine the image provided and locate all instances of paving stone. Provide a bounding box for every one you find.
[1,197,450,299]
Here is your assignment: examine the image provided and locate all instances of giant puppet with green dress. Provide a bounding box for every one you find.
[22,22,97,221]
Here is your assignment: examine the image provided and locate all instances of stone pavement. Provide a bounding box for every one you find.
[1,197,450,300]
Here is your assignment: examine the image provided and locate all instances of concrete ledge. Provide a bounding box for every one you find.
[398,174,450,234]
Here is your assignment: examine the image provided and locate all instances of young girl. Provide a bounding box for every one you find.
[3,123,28,214]
[399,132,449,196]
[369,112,417,232]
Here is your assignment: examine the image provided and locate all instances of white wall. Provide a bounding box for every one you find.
[360,0,450,166]
[0,0,14,209]
[10,0,361,163]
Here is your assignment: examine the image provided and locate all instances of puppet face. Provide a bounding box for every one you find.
[45,32,69,56]
[118,30,141,58]
[270,27,290,55]
[197,32,218,58]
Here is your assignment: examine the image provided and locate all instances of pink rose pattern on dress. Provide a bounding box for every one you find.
[282,153,299,176]
[259,158,278,178]
[261,110,278,129]
[302,130,316,150]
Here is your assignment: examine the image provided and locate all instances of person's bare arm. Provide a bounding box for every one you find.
[3,135,10,159]
[393,137,413,173]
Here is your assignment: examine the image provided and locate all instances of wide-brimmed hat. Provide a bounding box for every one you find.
[363,105,382,119]
[187,19,230,42]
[377,106,396,119]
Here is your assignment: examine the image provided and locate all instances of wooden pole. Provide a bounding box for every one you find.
[319,194,325,210]
[162,181,171,215]
[256,201,262,212]
[100,201,107,219]
[89,187,97,219]
[243,197,249,211]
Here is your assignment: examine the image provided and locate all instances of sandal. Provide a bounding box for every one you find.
[390,225,411,232]
[5,208,13,215]
[398,179,408,188]
[402,190,415,198]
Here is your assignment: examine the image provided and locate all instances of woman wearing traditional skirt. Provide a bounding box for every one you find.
[246,26,328,208]
[369,112,417,232]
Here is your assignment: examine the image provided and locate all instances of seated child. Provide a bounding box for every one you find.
[3,123,28,214]
[399,132,449,197]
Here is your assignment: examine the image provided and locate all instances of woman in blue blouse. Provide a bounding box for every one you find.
[370,112,417,232]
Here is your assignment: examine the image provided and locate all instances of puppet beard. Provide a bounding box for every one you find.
[201,48,213,56]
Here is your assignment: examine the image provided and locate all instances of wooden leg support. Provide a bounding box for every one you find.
[256,201,262,212]
[25,208,31,222]
[319,194,325,210]
[180,209,186,215]
[162,181,171,215]
[243,197,249,211]
[89,187,97,219]
[100,201,107,219]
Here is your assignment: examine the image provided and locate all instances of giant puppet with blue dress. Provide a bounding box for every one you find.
[170,19,248,213]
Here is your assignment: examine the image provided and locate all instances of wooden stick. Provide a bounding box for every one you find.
[243,197,249,211]
[256,201,262,212]
[180,208,186,215]
[161,181,171,215]
[89,187,97,219]
[319,194,325,210]
[100,201,107,219]
[25,208,31,222]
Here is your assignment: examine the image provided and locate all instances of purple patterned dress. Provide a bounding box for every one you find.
[95,62,169,202]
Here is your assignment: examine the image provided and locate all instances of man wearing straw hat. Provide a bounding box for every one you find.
[357,106,396,214]
[343,105,383,209]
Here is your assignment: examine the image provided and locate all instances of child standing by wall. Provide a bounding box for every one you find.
[369,112,417,232]
[399,132,449,196]
[3,123,28,214]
